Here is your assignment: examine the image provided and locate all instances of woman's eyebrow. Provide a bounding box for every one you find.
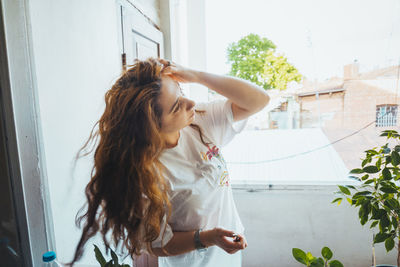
[169,97,179,114]
[168,84,183,113]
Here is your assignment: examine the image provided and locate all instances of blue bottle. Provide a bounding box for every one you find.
[42,251,62,267]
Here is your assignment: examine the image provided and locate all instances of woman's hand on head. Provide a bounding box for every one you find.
[210,227,248,254]
[159,58,199,84]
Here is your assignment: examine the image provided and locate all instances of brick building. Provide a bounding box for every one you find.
[295,63,400,169]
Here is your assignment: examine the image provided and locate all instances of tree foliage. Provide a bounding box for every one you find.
[227,33,302,90]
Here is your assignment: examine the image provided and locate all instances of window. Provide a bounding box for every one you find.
[376,104,398,127]
[204,0,400,186]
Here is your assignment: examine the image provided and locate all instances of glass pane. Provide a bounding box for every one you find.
[0,113,24,266]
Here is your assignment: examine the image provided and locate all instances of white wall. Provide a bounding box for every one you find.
[29,0,125,265]
[233,186,397,266]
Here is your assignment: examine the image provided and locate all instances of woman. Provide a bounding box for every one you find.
[67,57,270,267]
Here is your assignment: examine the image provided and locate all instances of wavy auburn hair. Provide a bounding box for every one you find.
[66,58,210,266]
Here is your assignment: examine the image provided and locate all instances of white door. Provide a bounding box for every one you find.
[117,1,164,70]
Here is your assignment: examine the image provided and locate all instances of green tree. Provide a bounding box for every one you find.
[227,33,302,90]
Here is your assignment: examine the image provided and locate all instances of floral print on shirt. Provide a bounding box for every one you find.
[200,144,230,187]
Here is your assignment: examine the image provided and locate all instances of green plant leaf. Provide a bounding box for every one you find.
[310,257,324,267]
[370,220,379,228]
[372,208,384,221]
[292,248,307,264]
[376,158,382,169]
[392,217,398,230]
[359,201,371,225]
[110,248,119,266]
[380,213,390,229]
[362,159,369,167]
[321,247,333,260]
[363,166,379,173]
[364,179,375,184]
[382,168,392,180]
[380,186,398,193]
[384,199,400,210]
[361,174,369,180]
[391,151,400,166]
[338,186,351,195]
[374,232,390,243]
[105,260,114,267]
[329,260,344,267]
[365,149,379,155]
[353,191,371,197]
[331,198,343,205]
[385,237,395,252]
[94,244,107,267]
[350,168,363,174]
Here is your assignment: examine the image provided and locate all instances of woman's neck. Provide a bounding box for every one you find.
[163,130,180,148]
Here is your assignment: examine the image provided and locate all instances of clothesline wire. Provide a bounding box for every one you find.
[226,111,391,165]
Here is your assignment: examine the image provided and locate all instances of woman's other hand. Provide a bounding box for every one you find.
[204,227,248,254]
[159,58,199,84]
[227,233,248,254]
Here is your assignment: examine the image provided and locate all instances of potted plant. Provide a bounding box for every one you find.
[94,244,130,267]
[292,246,343,267]
[333,130,400,267]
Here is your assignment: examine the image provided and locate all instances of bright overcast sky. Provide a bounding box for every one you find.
[205,0,400,81]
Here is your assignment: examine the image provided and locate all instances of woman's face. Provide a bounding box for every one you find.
[158,75,196,134]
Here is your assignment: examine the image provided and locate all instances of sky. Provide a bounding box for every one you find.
[205,0,400,81]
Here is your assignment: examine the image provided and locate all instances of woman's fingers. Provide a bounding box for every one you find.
[236,234,248,249]
[213,228,248,254]
[159,58,171,66]
[221,236,245,250]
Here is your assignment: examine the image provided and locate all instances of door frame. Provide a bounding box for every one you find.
[0,0,55,266]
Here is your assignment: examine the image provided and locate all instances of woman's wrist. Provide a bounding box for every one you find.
[191,70,204,84]
[199,228,215,248]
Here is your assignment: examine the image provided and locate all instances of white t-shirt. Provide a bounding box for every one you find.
[149,99,248,267]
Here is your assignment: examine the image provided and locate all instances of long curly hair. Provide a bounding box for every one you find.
[66,58,210,266]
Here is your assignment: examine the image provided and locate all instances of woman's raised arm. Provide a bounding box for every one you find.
[161,59,270,122]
